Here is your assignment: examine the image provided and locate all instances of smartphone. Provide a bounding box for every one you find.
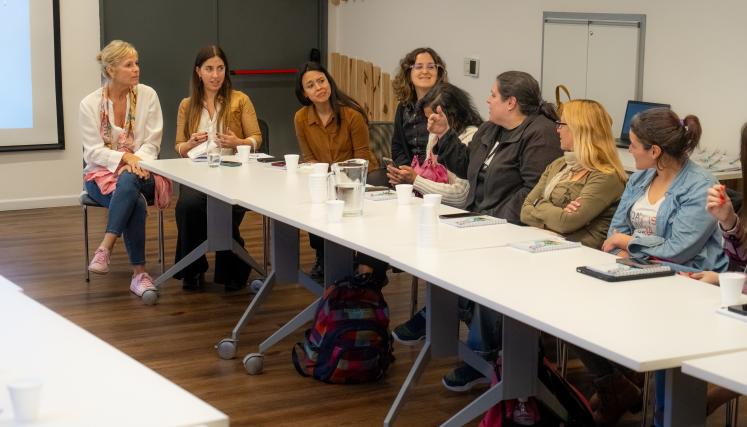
[257,157,277,163]
[382,157,395,169]
[438,212,480,219]
[270,161,286,167]
[220,160,241,167]
[616,257,656,268]
[727,304,747,316]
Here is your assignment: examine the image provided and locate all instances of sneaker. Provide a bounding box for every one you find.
[392,308,426,345]
[442,363,489,392]
[88,247,111,274]
[130,272,157,297]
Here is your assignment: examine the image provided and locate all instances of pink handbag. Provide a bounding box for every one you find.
[410,152,448,184]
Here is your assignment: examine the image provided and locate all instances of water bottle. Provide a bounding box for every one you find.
[512,398,535,425]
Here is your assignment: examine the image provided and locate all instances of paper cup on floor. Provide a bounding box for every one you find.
[719,272,745,307]
[308,173,329,204]
[8,378,43,422]
[326,200,345,223]
[423,193,442,208]
[395,184,413,205]
[236,145,252,164]
[312,162,329,174]
[284,154,300,172]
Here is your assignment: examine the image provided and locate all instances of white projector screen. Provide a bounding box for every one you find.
[0,0,63,152]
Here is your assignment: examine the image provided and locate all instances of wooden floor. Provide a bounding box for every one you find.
[0,203,741,426]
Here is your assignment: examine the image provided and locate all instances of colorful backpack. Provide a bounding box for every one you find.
[291,274,394,384]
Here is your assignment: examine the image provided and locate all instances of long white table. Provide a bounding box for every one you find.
[0,281,228,427]
[682,351,747,397]
[141,158,747,427]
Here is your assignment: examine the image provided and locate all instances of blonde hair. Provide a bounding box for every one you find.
[96,40,138,81]
[562,99,627,183]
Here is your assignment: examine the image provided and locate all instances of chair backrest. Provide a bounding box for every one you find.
[258,119,270,155]
[368,121,394,167]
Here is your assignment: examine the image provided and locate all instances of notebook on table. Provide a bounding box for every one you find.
[509,238,582,253]
[577,261,674,282]
[439,214,506,228]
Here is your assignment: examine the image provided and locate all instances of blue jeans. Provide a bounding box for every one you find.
[458,297,502,360]
[85,171,155,265]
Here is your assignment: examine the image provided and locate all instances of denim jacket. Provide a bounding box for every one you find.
[608,159,728,272]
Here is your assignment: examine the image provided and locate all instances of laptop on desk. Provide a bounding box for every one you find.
[616,100,670,148]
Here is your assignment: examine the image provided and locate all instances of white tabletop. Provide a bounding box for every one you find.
[0,287,228,426]
[682,351,747,396]
[386,242,747,372]
[0,275,22,292]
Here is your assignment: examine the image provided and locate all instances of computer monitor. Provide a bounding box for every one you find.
[616,100,670,147]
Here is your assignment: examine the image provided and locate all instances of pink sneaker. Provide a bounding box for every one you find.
[88,247,110,274]
[130,272,157,297]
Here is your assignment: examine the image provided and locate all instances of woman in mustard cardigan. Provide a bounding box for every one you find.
[174,45,263,291]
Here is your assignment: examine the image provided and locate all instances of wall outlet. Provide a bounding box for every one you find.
[463,57,479,78]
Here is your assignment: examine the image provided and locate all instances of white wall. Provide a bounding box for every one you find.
[0,0,100,210]
[330,0,747,156]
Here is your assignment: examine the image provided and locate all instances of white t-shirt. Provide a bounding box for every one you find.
[196,103,232,155]
[630,186,664,236]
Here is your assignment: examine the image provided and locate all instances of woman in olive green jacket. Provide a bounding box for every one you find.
[521,99,626,249]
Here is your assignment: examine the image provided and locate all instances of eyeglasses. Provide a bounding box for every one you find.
[410,63,441,71]
[555,120,568,129]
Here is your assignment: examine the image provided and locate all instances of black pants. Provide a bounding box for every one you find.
[174,185,251,284]
[309,234,388,285]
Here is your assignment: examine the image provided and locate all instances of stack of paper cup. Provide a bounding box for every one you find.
[308,173,328,204]
[312,163,329,174]
[419,203,438,247]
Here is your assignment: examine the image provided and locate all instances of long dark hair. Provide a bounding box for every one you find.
[630,108,701,169]
[184,45,233,140]
[496,71,557,122]
[294,62,368,126]
[392,47,448,104]
[420,83,482,135]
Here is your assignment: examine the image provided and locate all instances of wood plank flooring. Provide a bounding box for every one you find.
[0,203,740,426]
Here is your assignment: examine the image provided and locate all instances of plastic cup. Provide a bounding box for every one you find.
[236,145,252,164]
[308,173,329,204]
[423,193,442,208]
[207,146,221,168]
[396,184,413,205]
[312,163,329,174]
[719,272,745,307]
[8,378,42,422]
[284,154,300,172]
[326,200,345,223]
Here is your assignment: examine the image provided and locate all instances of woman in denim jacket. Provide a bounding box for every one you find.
[596,108,728,426]
[603,109,728,273]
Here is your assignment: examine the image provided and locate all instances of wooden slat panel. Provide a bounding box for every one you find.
[371,65,381,121]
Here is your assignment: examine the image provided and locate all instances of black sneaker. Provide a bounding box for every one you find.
[309,257,324,283]
[392,308,426,345]
[442,363,489,393]
[182,273,205,291]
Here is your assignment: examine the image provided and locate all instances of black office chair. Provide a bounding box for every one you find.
[81,189,164,282]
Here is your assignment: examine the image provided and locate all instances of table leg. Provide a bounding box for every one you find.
[664,368,706,427]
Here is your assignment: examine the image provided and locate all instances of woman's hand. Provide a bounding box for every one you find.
[178,132,208,157]
[602,231,631,253]
[706,184,738,229]
[217,129,244,149]
[119,153,149,179]
[426,106,449,138]
[563,197,582,213]
[387,165,417,185]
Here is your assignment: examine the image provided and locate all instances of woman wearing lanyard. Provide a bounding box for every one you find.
[174,45,262,291]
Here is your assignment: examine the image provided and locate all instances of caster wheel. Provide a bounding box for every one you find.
[243,353,264,375]
[142,289,158,305]
[216,338,237,360]
[249,279,264,294]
